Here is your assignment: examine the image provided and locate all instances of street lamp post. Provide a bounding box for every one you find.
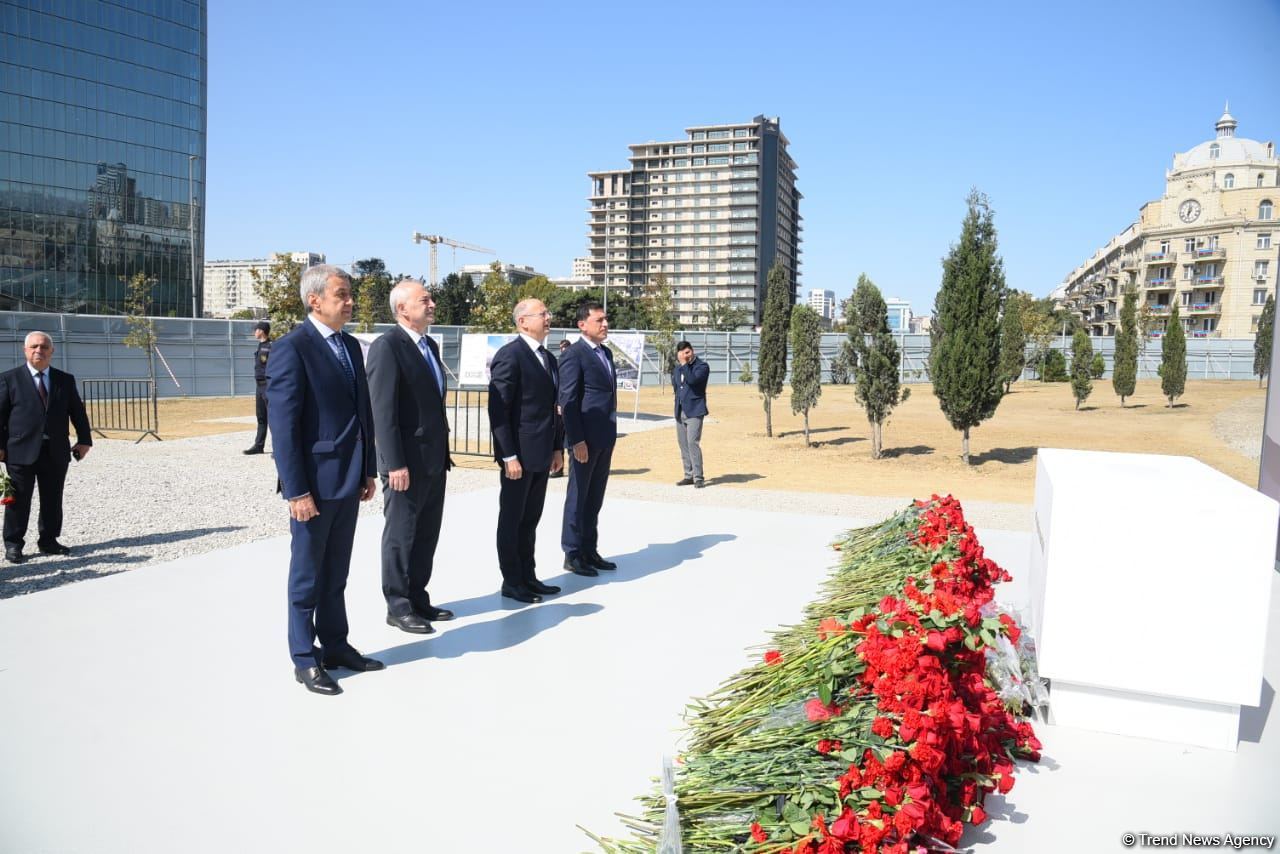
[188,154,198,319]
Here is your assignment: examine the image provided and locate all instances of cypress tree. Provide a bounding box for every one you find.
[1070,329,1093,410]
[1160,306,1187,407]
[1112,288,1138,406]
[758,262,792,437]
[930,189,1006,464]
[789,305,823,446]
[850,277,908,458]
[1255,294,1275,388]
[998,294,1026,393]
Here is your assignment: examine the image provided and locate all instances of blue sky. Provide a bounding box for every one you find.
[205,0,1280,315]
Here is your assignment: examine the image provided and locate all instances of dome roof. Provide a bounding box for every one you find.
[1172,110,1274,172]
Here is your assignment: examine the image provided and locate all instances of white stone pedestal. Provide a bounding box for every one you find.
[1029,448,1278,751]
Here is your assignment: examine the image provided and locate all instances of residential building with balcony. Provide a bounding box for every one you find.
[586,115,801,326]
[203,251,325,318]
[1056,108,1278,339]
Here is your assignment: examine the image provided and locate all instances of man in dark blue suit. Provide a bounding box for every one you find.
[488,298,564,604]
[673,340,710,488]
[268,265,383,696]
[559,302,618,576]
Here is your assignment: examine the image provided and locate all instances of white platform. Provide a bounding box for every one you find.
[2,490,1278,852]
[1030,448,1278,751]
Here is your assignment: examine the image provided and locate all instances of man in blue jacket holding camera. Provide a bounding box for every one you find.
[673,340,709,488]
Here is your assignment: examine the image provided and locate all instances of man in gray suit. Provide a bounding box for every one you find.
[366,280,454,635]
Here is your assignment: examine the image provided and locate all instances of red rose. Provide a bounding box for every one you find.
[970,805,988,825]
[829,808,859,839]
[924,631,947,652]
[997,773,1015,794]
[805,698,842,722]
[0,496,12,506]
[750,821,767,843]
[763,650,783,666]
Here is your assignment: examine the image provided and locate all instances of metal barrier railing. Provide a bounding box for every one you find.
[447,387,491,457]
[82,378,160,443]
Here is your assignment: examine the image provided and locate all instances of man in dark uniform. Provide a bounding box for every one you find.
[244,321,271,455]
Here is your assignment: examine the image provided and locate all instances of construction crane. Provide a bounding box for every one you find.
[410,232,495,286]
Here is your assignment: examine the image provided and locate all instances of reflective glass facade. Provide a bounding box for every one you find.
[0,0,207,316]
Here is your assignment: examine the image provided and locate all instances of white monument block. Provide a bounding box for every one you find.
[1029,448,1277,751]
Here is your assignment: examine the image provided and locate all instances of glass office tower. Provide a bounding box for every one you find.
[0,0,207,316]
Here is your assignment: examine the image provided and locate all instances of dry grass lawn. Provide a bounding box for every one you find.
[120,379,1264,505]
[611,379,1264,504]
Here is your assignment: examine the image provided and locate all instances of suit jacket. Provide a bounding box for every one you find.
[559,338,618,449]
[487,337,563,472]
[0,364,92,466]
[366,325,452,477]
[266,319,376,501]
[673,356,710,419]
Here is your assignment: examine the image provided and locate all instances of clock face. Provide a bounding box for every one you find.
[1179,199,1201,223]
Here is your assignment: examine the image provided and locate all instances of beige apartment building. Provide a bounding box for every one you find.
[1058,108,1278,340]
[203,251,325,318]
[587,115,801,326]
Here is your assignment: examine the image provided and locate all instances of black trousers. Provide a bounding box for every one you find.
[381,468,447,617]
[3,441,70,551]
[496,466,549,587]
[252,381,268,448]
[561,442,613,557]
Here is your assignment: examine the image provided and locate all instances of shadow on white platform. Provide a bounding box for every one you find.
[0,492,1277,853]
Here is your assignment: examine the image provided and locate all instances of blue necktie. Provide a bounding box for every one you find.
[329,333,356,394]
[419,337,444,394]
[594,345,611,377]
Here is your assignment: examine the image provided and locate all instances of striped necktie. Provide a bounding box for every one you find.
[329,334,356,394]
[419,337,444,394]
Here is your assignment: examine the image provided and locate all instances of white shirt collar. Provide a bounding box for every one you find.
[518,333,546,353]
[307,313,341,340]
[398,322,425,345]
[26,363,47,378]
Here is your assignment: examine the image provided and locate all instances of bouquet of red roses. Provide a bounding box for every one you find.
[0,469,14,505]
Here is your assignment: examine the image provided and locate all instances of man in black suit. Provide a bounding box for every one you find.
[559,302,618,577]
[487,298,564,604]
[366,279,454,635]
[268,265,383,696]
[243,321,271,455]
[0,331,92,563]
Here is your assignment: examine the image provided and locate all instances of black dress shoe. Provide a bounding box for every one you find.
[526,579,561,595]
[386,613,435,634]
[322,648,385,671]
[501,584,542,604]
[585,552,617,570]
[295,665,342,695]
[563,554,599,577]
[694,479,706,489]
[242,446,265,455]
[549,469,565,479]
[5,547,24,564]
[420,606,455,621]
[37,541,71,556]
[676,477,695,486]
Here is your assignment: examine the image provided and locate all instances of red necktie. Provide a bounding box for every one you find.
[36,372,48,408]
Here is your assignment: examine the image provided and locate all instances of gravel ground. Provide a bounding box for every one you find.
[0,427,1032,600]
[1212,394,1266,460]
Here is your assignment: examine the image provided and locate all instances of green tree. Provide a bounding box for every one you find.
[1070,330,1094,410]
[517,274,559,307]
[122,272,159,390]
[430,272,479,326]
[352,258,394,328]
[1160,306,1187,407]
[1090,352,1105,378]
[1137,301,1157,355]
[642,273,680,390]
[469,261,516,332]
[228,308,258,320]
[700,297,750,331]
[249,253,305,338]
[1042,349,1068,382]
[1255,294,1275,387]
[1112,288,1139,406]
[1021,298,1056,380]
[850,277,909,458]
[738,360,753,383]
[788,304,822,446]
[929,189,1006,464]
[998,292,1028,392]
[758,262,793,437]
[830,336,857,385]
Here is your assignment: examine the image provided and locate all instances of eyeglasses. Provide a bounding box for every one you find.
[521,311,551,319]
